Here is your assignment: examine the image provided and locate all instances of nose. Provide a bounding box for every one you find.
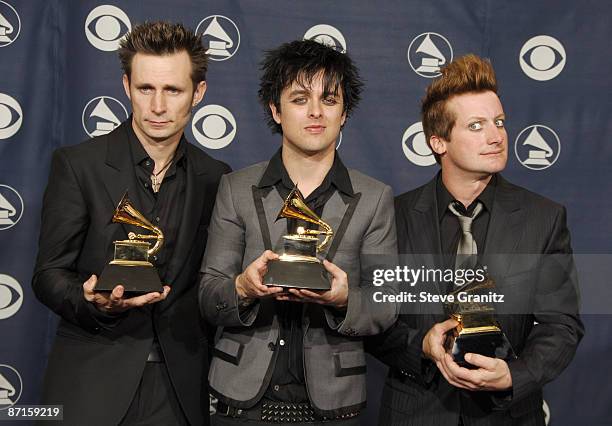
[487,123,505,145]
[308,100,322,118]
[151,92,166,115]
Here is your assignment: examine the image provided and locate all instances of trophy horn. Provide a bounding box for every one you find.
[112,193,164,255]
[276,186,333,251]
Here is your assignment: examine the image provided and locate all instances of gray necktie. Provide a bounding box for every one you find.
[448,201,483,270]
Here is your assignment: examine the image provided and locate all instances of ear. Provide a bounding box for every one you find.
[270,102,281,125]
[192,81,207,107]
[122,74,131,100]
[429,135,447,156]
[340,110,347,127]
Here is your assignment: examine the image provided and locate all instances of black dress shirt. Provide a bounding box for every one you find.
[259,148,353,403]
[436,173,497,271]
[127,124,186,281]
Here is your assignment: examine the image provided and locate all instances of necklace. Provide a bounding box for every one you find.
[150,154,175,193]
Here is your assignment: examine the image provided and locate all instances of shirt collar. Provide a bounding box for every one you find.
[126,117,187,169]
[436,173,497,220]
[258,148,354,196]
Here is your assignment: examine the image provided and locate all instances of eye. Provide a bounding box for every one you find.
[0,94,22,139]
[291,97,307,105]
[165,88,181,95]
[468,122,483,131]
[495,119,505,128]
[85,5,131,51]
[323,97,339,106]
[139,88,153,95]
[0,274,23,320]
[191,104,237,149]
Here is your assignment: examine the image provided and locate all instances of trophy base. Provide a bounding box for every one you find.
[96,263,164,295]
[446,330,516,368]
[264,259,331,291]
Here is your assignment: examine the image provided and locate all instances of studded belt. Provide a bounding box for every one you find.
[216,399,360,423]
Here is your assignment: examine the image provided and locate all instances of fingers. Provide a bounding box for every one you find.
[82,275,97,301]
[438,318,459,333]
[464,353,497,370]
[322,260,347,283]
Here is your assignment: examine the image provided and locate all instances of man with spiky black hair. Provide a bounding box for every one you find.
[200,39,397,425]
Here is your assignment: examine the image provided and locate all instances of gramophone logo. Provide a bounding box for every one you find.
[0,185,23,231]
[0,274,22,320]
[196,15,240,61]
[0,1,20,48]
[303,24,346,53]
[84,5,131,52]
[407,32,453,78]
[0,93,22,140]
[191,104,236,149]
[82,96,128,138]
[520,35,566,81]
[0,364,22,410]
[514,124,560,170]
[402,121,436,166]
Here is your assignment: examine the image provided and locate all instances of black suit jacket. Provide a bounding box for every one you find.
[32,121,230,426]
[368,174,583,426]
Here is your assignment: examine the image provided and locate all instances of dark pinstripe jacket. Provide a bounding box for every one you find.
[367,174,583,426]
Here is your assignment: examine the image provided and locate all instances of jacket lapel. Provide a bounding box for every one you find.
[102,122,147,239]
[481,175,525,279]
[165,145,209,285]
[409,178,445,316]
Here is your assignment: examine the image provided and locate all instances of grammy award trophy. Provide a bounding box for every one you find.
[264,186,333,291]
[96,193,164,294]
[444,275,516,367]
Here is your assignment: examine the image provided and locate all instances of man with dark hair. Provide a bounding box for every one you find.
[33,21,230,426]
[199,39,397,425]
[368,54,583,425]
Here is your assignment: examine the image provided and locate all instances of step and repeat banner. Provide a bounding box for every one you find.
[0,1,610,425]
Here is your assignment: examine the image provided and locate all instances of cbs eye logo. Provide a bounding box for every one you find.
[85,5,131,52]
[0,93,22,140]
[519,35,566,81]
[303,24,347,53]
[0,274,22,320]
[191,104,236,149]
[402,121,436,166]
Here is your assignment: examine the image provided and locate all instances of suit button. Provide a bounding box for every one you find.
[273,385,280,392]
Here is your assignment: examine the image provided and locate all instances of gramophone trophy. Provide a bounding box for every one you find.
[96,193,165,294]
[264,186,333,291]
[443,275,516,367]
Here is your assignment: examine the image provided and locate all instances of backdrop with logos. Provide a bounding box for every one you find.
[0,1,610,425]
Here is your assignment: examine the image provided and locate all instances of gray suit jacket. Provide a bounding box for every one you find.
[199,161,397,417]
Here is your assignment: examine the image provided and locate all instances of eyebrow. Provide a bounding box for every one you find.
[467,114,506,120]
[134,83,183,91]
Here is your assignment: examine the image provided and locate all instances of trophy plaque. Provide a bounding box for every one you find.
[443,275,516,367]
[264,186,333,291]
[96,193,164,294]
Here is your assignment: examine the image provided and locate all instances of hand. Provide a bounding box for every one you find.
[437,353,513,391]
[275,259,348,309]
[422,318,458,363]
[83,274,171,314]
[235,250,284,300]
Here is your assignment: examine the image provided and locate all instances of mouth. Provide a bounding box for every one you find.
[147,120,170,128]
[304,125,325,134]
[481,150,504,156]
